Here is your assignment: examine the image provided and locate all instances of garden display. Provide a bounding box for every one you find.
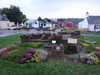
[0,32,100,65]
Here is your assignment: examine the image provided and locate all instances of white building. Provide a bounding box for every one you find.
[0,15,14,29]
[25,18,55,30]
[78,12,100,31]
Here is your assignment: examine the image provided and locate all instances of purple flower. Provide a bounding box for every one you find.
[94,53,100,58]
[24,53,32,60]
[0,48,11,56]
[75,45,82,52]
[26,48,36,54]
[19,58,27,64]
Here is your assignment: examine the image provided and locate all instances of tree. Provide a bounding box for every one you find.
[0,8,9,15]
[1,5,27,24]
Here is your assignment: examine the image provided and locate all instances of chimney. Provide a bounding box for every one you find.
[86,12,89,18]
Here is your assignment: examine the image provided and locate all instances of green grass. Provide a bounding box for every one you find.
[84,36,100,45]
[0,59,100,75]
[81,31,100,34]
[0,34,21,49]
[0,34,100,75]
[61,29,100,34]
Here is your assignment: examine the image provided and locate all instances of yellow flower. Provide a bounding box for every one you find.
[82,43,89,46]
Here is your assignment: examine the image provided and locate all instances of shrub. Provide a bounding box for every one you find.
[94,53,100,60]
[82,43,89,46]
[25,48,36,55]
[19,58,27,64]
[85,45,96,53]
[0,48,11,56]
[79,35,85,42]
[19,48,36,64]
[26,50,48,63]
[49,34,62,44]
[94,57,99,64]
[27,52,40,63]
[1,47,26,62]
[79,53,99,64]
[24,53,32,60]
[77,40,84,47]
[17,42,44,48]
[75,45,82,52]
[36,50,48,61]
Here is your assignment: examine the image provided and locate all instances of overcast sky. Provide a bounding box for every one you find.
[0,0,100,19]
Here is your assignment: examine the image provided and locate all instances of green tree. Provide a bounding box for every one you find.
[1,5,27,24]
[0,8,9,15]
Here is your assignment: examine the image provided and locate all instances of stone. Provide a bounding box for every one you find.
[50,43,65,58]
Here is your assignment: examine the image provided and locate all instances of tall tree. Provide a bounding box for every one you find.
[1,5,27,24]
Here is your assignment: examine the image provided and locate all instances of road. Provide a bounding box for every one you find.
[0,29,100,37]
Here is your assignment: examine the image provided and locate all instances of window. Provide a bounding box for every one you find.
[44,24,46,26]
[7,23,9,27]
[94,25,100,29]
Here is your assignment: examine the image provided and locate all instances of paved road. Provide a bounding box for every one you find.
[0,29,100,37]
[0,28,63,37]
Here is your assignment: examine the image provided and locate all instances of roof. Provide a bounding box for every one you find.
[49,18,58,22]
[87,16,100,24]
[0,15,9,21]
[70,18,84,24]
[25,19,36,23]
[63,18,84,24]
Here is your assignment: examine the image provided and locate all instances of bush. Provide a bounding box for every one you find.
[26,50,48,63]
[79,53,99,64]
[82,43,89,46]
[49,34,62,44]
[85,45,96,53]
[36,50,48,61]
[25,48,36,55]
[19,48,36,64]
[77,40,84,47]
[24,53,32,60]
[94,52,100,60]
[1,47,26,62]
[79,35,85,42]
[17,42,44,48]
[19,58,27,64]
[75,45,83,52]
[0,48,11,56]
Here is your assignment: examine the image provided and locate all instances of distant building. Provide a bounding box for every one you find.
[25,18,56,30]
[78,12,100,31]
[62,18,84,29]
[0,14,14,29]
[57,18,83,30]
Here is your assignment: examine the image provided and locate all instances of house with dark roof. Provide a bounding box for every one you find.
[57,18,84,30]
[25,17,56,30]
[78,12,100,31]
[0,14,14,29]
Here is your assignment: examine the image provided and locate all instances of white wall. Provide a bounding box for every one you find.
[0,21,14,29]
[32,21,39,28]
[88,24,100,31]
[78,18,88,28]
[88,24,94,31]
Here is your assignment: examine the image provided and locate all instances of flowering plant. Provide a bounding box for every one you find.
[79,53,99,64]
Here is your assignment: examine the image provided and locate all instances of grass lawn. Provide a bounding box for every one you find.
[0,35,100,75]
[0,34,21,49]
[0,59,100,75]
[61,29,100,34]
[84,36,100,46]
[81,31,100,34]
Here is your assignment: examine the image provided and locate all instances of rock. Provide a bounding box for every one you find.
[50,43,65,58]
